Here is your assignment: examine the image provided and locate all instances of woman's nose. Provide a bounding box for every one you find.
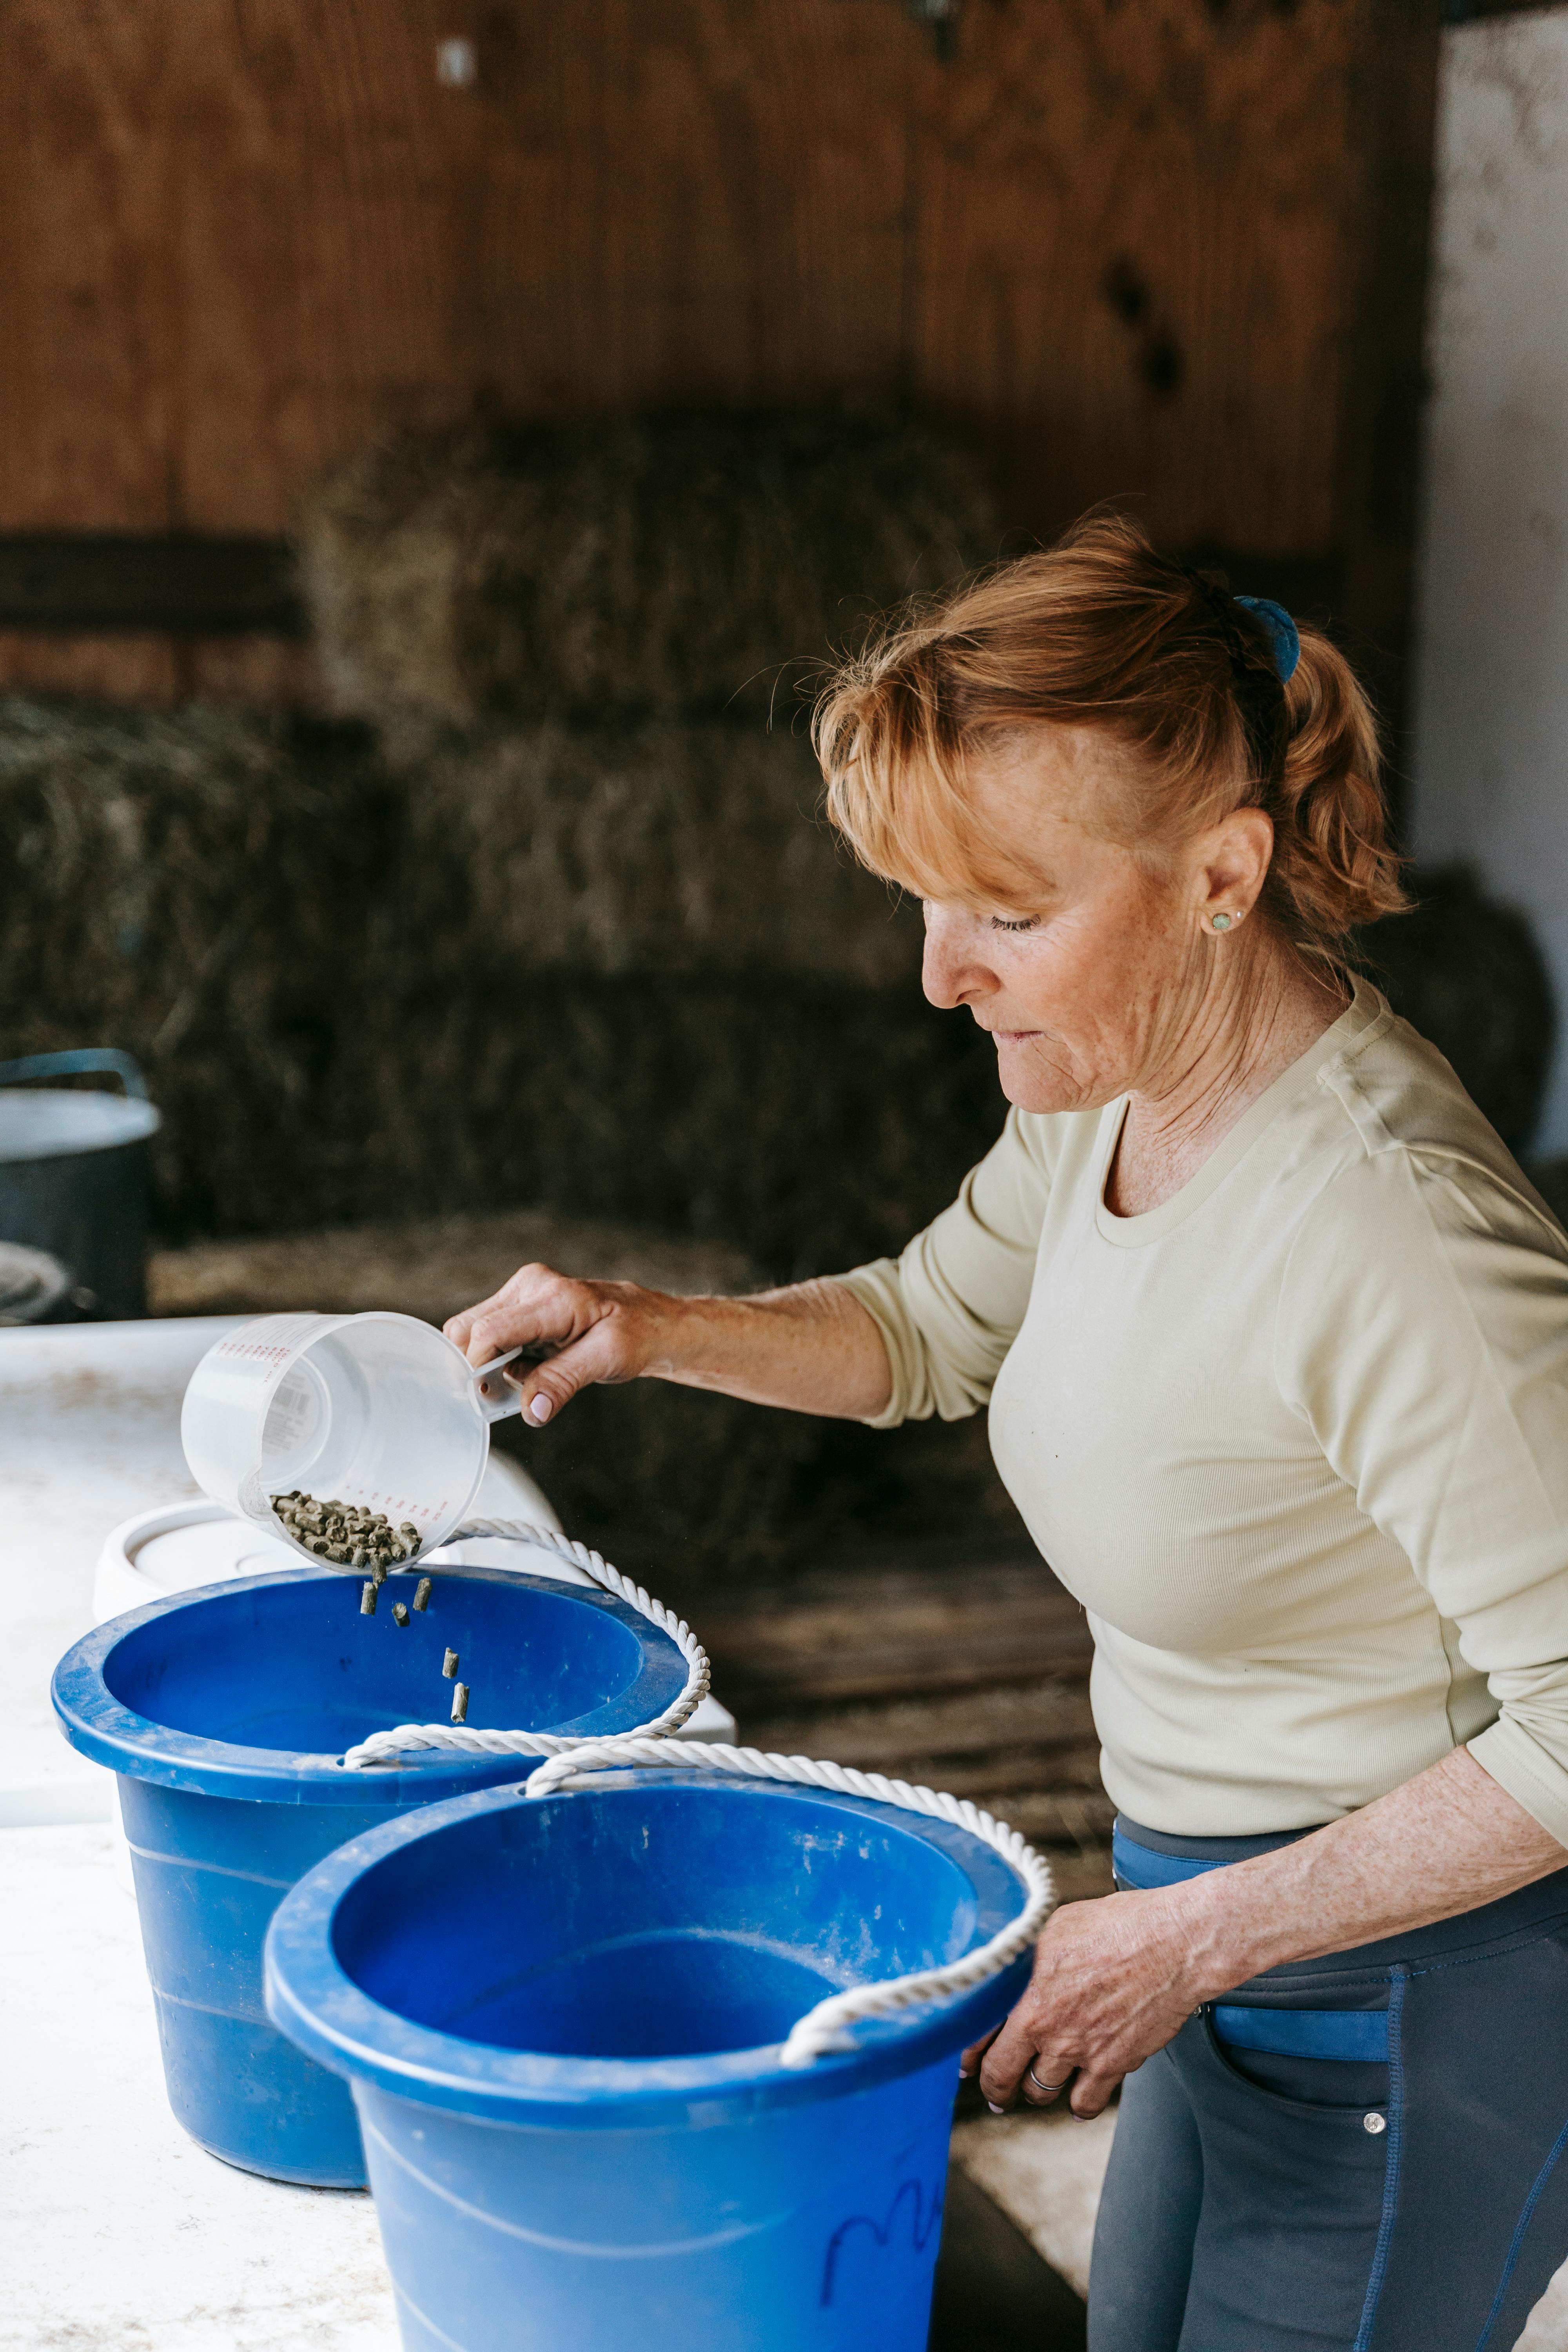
[922,909,992,1010]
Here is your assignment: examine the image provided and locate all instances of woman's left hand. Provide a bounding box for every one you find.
[963,1886,1216,2119]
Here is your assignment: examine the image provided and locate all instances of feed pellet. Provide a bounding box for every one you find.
[271,1492,475,1734]
[270,1492,422,1570]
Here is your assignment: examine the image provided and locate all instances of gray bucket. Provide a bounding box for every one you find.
[0,1051,161,1319]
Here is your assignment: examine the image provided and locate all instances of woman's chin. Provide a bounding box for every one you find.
[993,1037,1100,1118]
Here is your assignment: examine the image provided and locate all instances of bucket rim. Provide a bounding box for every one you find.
[263,1770,1034,2128]
[50,1565,689,1806]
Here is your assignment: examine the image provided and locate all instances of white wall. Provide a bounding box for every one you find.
[1411,11,1568,1150]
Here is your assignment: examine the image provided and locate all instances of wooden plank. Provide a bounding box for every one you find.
[906,1749,1107,1805]
[0,536,301,632]
[179,639,327,703]
[0,7,179,533]
[990,1788,1115,1849]
[742,1740,1107,1804]
[474,0,913,413]
[0,633,324,703]
[0,634,183,703]
[0,0,1440,710]
[0,0,913,540]
[1331,0,1445,801]
[1445,0,1562,20]
[910,0,1365,555]
[743,1679,1098,1770]
[735,1659,1112,1890]
[697,1572,1094,1707]
[0,0,1385,548]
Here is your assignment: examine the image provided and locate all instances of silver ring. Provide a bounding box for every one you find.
[1026,2064,1068,2095]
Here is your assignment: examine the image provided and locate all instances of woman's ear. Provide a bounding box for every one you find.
[1193,807,1274,929]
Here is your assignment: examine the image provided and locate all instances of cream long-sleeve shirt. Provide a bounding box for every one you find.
[835,984,1568,1843]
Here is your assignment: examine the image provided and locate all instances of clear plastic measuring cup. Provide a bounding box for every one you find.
[181,1313,523,1569]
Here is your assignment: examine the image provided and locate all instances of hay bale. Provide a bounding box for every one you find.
[0,695,394,1237]
[299,404,1000,728]
[1357,866,1555,1154]
[0,693,1002,1278]
[149,1208,759,1323]
[398,716,920,989]
[351,965,1005,1280]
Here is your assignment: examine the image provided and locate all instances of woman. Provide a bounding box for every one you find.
[447,515,1568,2349]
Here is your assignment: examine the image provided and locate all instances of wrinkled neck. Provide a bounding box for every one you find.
[1111,940,1346,1214]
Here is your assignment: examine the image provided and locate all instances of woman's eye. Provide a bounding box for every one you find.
[988,915,1040,934]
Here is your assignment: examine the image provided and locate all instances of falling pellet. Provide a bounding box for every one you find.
[414,1578,432,1612]
[361,1582,377,1615]
[392,1602,409,1626]
[442,1648,459,1679]
[450,1682,469,1724]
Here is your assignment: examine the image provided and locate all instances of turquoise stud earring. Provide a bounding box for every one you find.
[1211,912,1235,933]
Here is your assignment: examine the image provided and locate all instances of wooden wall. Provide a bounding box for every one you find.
[0,0,1439,731]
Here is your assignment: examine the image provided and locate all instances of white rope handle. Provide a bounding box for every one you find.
[341,1521,709,1771]
[525,1736,1056,2067]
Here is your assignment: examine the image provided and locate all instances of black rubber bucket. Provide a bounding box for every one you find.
[0,1050,160,1319]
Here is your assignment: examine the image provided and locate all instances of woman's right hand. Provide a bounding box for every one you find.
[447,1265,892,1426]
[444,1265,679,1425]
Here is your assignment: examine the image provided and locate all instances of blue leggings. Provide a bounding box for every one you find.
[1089,1822,1568,2352]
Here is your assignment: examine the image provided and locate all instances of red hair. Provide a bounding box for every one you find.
[814,510,1405,960]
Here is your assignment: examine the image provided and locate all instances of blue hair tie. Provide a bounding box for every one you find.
[1235,595,1300,685]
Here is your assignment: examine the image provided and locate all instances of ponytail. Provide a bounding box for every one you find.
[1262,629,1406,958]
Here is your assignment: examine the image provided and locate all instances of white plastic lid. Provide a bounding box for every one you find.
[131,1514,297,1595]
[0,1089,161,1163]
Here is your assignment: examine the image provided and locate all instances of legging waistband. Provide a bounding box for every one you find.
[1117,1815,1318,1864]
[1114,1817,1313,1889]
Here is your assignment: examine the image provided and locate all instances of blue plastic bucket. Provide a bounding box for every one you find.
[264,1769,1033,2349]
[51,1568,688,2187]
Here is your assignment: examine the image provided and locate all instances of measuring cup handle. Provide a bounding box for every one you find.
[473,1350,525,1423]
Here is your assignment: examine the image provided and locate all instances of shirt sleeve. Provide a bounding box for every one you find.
[1277,1142,1568,1847]
[829,1106,1057,1428]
